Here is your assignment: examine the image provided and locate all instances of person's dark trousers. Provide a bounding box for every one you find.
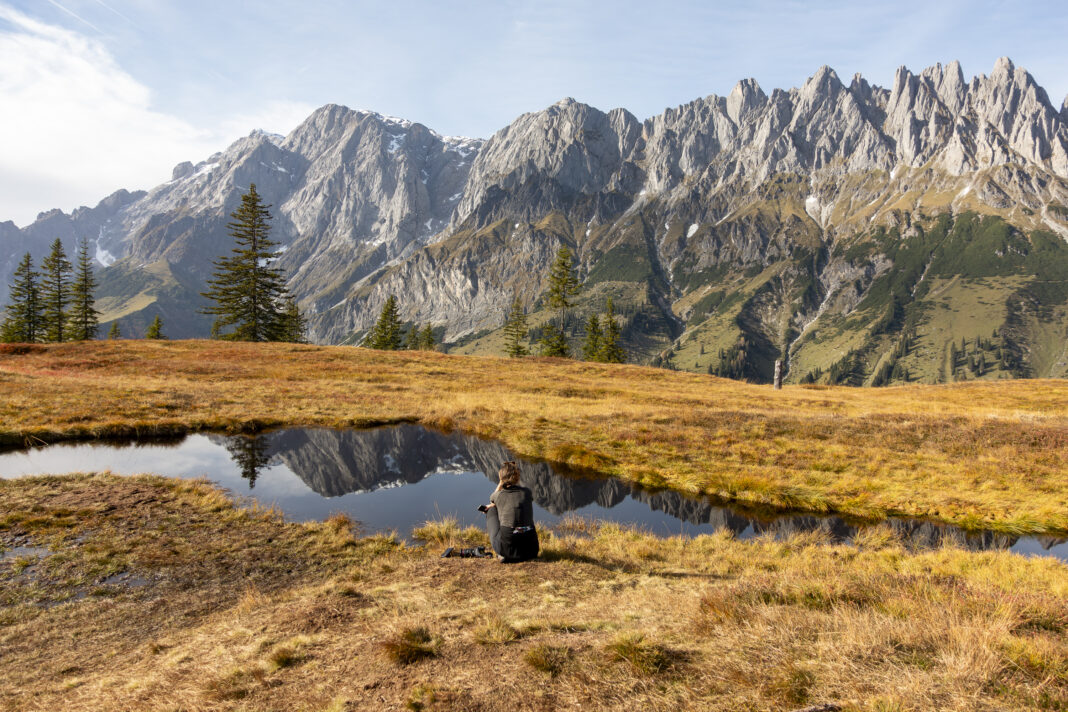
[484,508,538,562]
[485,506,502,555]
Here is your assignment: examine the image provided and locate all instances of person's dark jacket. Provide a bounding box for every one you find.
[489,485,539,561]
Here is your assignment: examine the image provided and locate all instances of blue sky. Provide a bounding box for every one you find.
[1,0,1066,225]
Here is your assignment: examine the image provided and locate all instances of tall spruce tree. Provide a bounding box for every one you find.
[1,253,42,343]
[539,246,579,357]
[69,237,99,341]
[582,314,602,361]
[201,184,292,341]
[40,238,72,342]
[598,298,625,363]
[365,295,403,349]
[502,295,529,357]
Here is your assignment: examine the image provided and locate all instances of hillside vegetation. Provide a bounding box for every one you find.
[0,340,1065,533]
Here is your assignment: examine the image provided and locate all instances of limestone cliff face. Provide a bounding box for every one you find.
[2,59,1066,382]
[327,58,1068,357]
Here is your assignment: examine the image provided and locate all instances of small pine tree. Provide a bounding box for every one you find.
[598,298,625,363]
[539,324,570,357]
[365,295,403,350]
[278,297,307,343]
[69,237,100,341]
[582,314,602,361]
[0,252,42,343]
[201,184,290,341]
[107,321,120,339]
[545,246,580,310]
[539,247,580,358]
[502,295,529,357]
[145,315,164,339]
[418,324,435,351]
[40,238,72,342]
[405,324,421,350]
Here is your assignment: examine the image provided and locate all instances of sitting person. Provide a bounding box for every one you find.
[482,461,539,563]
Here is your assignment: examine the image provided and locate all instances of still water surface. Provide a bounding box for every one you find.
[0,425,1064,560]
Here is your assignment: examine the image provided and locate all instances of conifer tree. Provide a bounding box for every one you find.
[405,324,421,350]
[201,184,292,341]
[365,295,402,349]
[1,253,42,343]
[107,321,120,339]
[539,246,579,357]
[145,315,164,339]
[278,296,307,343]
[418,324,435,351]
[40,238,72,342]
[69,237,99,341]
[225,434,269,489]
[582,314,602,361]
[598,298,625,363]
[502,295,529,357]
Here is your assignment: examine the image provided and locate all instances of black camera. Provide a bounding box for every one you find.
[477,504,489,513]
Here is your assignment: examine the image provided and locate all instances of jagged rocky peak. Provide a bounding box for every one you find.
[726,78,767,125]
[171,161,195,181]
[801,65,844,97]
[878,57,1068,177]
[453,97,642,227]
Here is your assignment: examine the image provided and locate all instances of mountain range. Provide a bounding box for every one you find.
[2,57,1066,384]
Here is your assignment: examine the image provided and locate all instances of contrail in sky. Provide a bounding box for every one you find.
[87,0,135,25]
[43,0,102,33]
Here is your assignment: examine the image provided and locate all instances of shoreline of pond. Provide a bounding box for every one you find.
[1,425,1065,562]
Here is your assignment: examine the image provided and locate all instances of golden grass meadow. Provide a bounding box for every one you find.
[1,340,1066,532]
[1,340,1068,711]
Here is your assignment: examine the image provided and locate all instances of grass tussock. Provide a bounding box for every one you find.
[524,644,572,677]
[412,516,488,548]
[605,633,675,676]
[474,615,521,645]
[203,665,268,702]
[0,340,1065,533]
[266,636,314,670]
[380,626,440,665]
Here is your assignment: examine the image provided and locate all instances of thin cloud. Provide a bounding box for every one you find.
[0,5,311,226]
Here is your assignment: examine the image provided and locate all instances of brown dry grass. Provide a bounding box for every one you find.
[3,474,1068,711]
[0,340,1066,533]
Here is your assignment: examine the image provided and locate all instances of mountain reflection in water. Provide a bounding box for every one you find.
[215,426,1065,557]
[1,425,1065,559]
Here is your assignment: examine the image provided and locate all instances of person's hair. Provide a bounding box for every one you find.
[498,461,521,486]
